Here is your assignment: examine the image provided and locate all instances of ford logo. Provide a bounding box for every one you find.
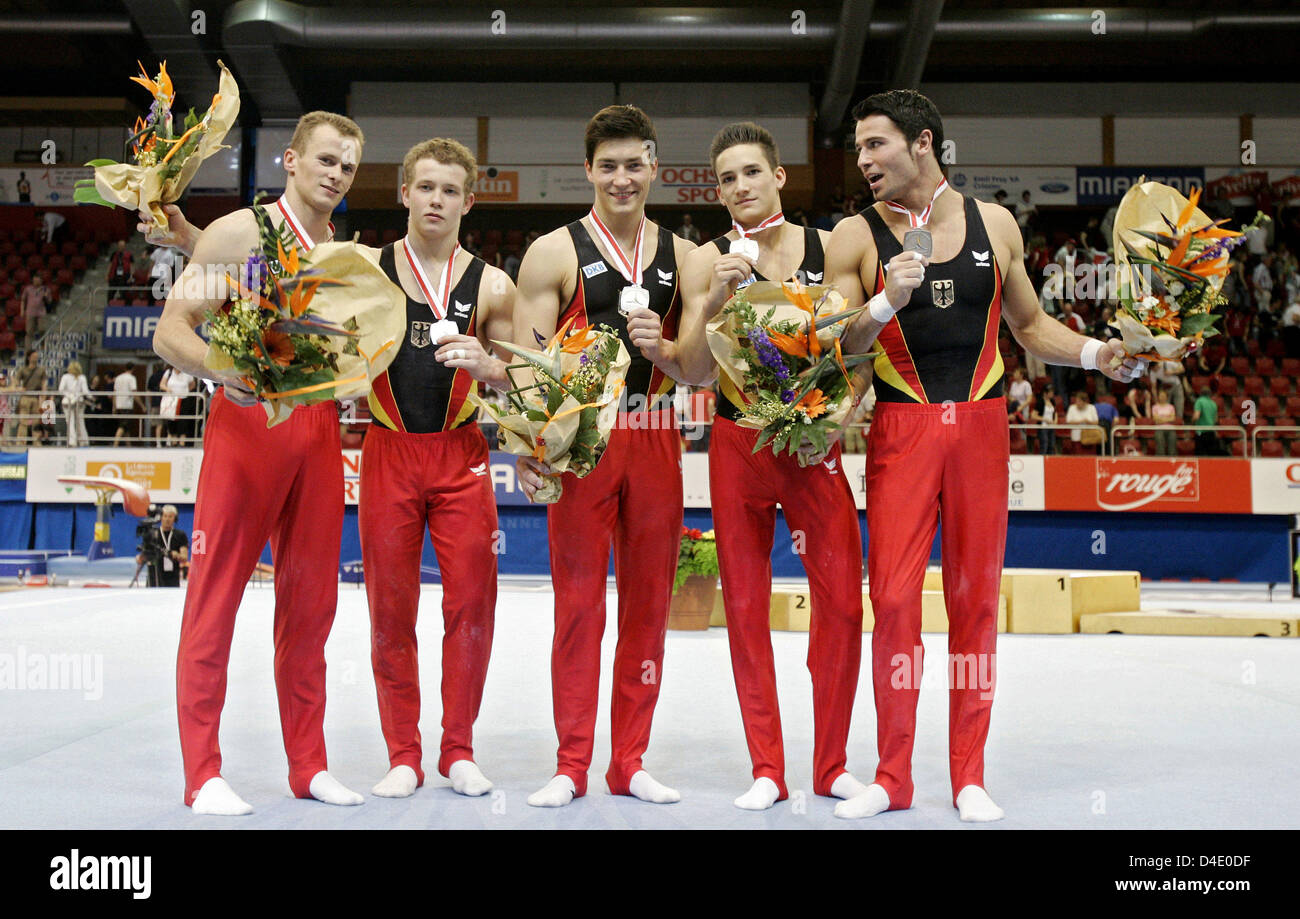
[1040,182,1070,194]
[951,173,967,187]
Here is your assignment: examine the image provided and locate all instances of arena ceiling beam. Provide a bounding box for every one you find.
[890,0,945,92]
[815,0,875,144]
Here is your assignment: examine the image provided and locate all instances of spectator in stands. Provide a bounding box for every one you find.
[1197,338,1227,378]
[58,359,90,447]
[1282,293,1300,359]
[1066,390,1100,454]
[1224,305,1251,356]
[1123,376,1152,422]
[158,365,194,446]
[87,372,113,444]
[461,229,481,256]
[1192,385,1221,455]
[107,240,134,302]
[112,362,140,447]
[20,273,50,353]
[1054,237,1080,277]
[828,185,846,223]
[149,245,179,302]
[787,208,810,228]
[16,349,46,447]
[675,213,701,244]
[1251,252,1275,311]
[0,369,12,447]
[993,189,1014,216]
[1149,353,1186,421]
[1151,387,1178,456]
[40,210,66,246]
[1059,300,1085,334]
[1007,366,1032,412]
[1015,190,1037,243]
[1222,250,1249,310]
[1094,397,1118,454]
[1030,383,1058,455]
[1256,293,1282,352]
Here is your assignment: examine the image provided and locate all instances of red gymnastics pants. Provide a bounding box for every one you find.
[176,392,343,805]
[709,417,864,799]
[359,423,497,784]
[865,398,1008,809]
[546,409,683,797]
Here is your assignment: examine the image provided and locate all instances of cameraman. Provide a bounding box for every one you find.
[137,504,189,587]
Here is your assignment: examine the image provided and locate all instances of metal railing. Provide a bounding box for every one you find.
[1110,422,1249,456]
[1250,425,1300,457]
[0,388,208,448]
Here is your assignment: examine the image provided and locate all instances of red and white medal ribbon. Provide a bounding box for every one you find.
[883,178,949,228]
[275,196,334,251]
[588,209,646,288]
[401,236,459,321]
[731,211,785,240]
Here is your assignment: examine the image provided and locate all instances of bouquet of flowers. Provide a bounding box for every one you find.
[674,526,719,592]
[468,319,630,504]
[1111,180,1264,361]
[204,207,404,426]
[75,60,240,232]
[706,280,869,464]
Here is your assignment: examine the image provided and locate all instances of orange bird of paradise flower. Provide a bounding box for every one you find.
[130,61,173,102]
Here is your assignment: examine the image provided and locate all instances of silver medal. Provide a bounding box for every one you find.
[618,284,650,317]
[733,238,760,263]
[902,227,933,258]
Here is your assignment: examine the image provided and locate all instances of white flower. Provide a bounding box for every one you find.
[1167,280,1185,297]
[1139,295,1160,310]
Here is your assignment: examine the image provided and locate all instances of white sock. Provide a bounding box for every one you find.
[955,785,1005,822]
[371,765,419,798]
[734,777,781,811]
[527,774,576,808]
[448,759,493,797]
[830,772,870,800]
[308,770,364,806]
[191,777,253,816]
[627,769,680,804]
[833,783,891,819]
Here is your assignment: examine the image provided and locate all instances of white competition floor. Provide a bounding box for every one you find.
[1,580,1298,830]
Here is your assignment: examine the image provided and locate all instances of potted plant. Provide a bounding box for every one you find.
[669,526,719,630]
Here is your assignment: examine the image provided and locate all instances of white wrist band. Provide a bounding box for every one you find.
[1080,338,1104,372]
[868,292,897,324]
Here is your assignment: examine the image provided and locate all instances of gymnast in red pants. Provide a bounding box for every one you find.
[674,122,872,811]
[151,112,369,815]
[514,105,697,807]
[360,138,514,800]
[828,90,1145,822]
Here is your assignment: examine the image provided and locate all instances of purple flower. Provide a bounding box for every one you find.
[781,388,796,403]
[748,327,790,382]
[579,353,590,365]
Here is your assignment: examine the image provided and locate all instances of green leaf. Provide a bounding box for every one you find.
[1179,313,1220,337]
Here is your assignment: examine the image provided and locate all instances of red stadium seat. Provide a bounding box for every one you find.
[69,255,87,272]
[17,241,35,256]
[1260,396,1282,417]
[1282,358,1300,377]
[4,254,20,271]
[1255,357,1277,376]
[1267,339,1286,358]
[1270,376,1292,397]
[381,229,401,245]
[4,298,18,318]
[81,242,99,259]
[1247,338,1262,357]
[10,269,28,286]
[1229,439,1248,456]
[1243,376,1266,397]
[55,269,73,286]
[1290,441,1300,457]
[0,283,12,300]
[359,229,379,246]
[0,331,14,352]
[1188,375,1211,393]
[60,241,78,258]
[1261,440,1284,457]
[1009,429,1028,454]
[1176,437,1196,455]
[1216,376,1239,397]
[1119,438,1143,455]
[40,242,56,256]
[1286,396,1300,418]
[10,315,24,333]
[1230,356,1251,376]
[25,254,45,272]
[46,254,65,271]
